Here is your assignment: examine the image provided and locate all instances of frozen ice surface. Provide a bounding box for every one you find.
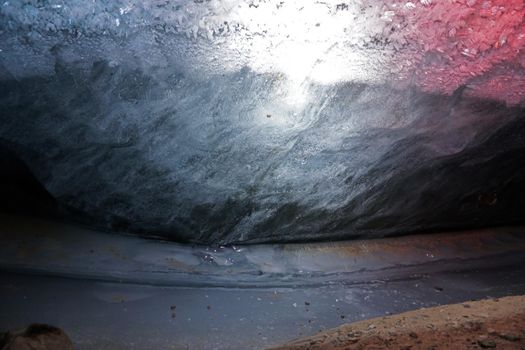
[1,0,524,97]
[0,0,524,243]
[1,213,524,288]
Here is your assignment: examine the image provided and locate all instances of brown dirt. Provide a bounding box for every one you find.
[1,324,73,350]
[270,295,525,350]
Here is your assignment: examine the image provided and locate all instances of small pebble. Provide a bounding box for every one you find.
[499,333,520,342]
[477,339,496,348]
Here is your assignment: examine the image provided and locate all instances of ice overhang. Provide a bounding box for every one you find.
[0,0,524,244]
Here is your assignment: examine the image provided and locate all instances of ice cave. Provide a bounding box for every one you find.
[1,0,525,349]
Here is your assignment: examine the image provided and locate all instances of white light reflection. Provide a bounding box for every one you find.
[228,0,389,110]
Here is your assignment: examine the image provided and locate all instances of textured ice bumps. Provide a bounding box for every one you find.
[1,0,523,105]
[387,0,525,105]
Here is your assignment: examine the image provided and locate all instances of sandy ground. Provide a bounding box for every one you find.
[271,295,525,350]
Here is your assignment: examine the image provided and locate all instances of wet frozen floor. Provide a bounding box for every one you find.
[1,214,525,349]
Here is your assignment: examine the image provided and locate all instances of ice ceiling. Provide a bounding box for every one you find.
[0,0,524,243]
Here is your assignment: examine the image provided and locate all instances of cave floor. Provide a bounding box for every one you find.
[1,214,525,349]
[271,295,525,350]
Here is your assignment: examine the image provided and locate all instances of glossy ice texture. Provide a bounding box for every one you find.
[1,0,524,243]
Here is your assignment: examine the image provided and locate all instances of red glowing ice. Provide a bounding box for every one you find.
[386,0,525,105]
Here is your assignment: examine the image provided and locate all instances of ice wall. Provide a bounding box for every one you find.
[0,0,524,243]
[1,0,524,102]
